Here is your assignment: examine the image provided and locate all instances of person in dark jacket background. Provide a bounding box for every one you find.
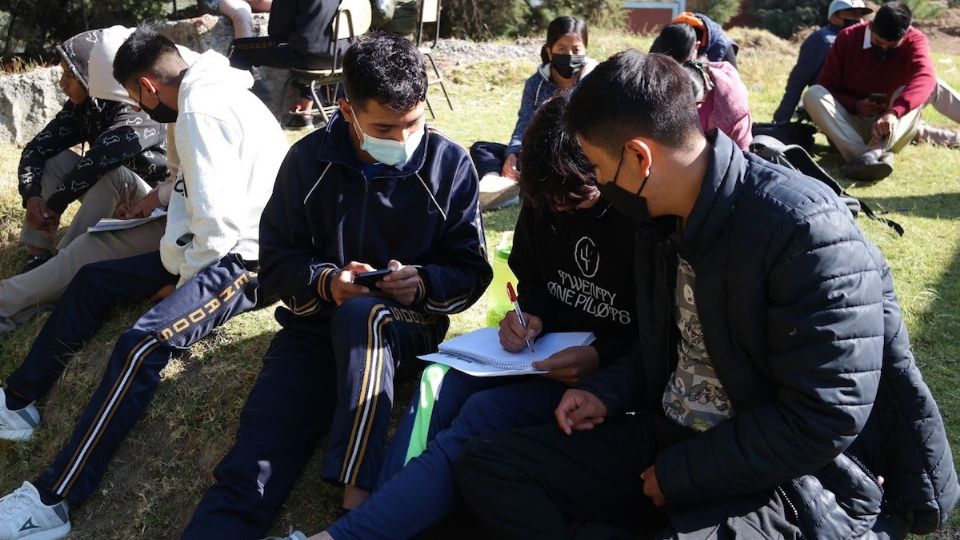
[227,0,352,125]
[670,11,739,68]
[772,0,873,124]
[15,28,167,273]
[182,33,491,538]
[455,49,957,539]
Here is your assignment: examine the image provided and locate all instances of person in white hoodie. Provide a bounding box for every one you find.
[0,27,287,540]
[0,25,193,337]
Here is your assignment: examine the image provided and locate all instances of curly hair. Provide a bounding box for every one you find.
[343,32,428,112]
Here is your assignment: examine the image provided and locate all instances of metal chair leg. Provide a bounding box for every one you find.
[311,80,330,123]
[425,52,453,111]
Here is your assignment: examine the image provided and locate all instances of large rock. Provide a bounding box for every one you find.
[0,66,65,146]
[0,13,292,145]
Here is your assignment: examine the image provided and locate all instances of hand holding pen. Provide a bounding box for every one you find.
[498,282,541,353]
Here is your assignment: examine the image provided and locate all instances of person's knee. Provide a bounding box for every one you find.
[802,85,828,111]
[331,296,390,332]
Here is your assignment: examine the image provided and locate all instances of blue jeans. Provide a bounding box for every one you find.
[327,368,566,540]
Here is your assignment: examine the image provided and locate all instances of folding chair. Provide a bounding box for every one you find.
[288,0,372,123]
[415,0,454,118]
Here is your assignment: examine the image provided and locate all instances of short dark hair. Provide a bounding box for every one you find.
[113,26,182,87]
[649,23,697,63]
[566,50,701,156]
[343,32,427,112]
[518,94,596,210]
[873,2,912,41]
[539,16,589,64]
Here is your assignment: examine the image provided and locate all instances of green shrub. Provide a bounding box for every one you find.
[0,0,168,63]
[901,0,946,20]
[440,0,616,40]
[685,0,743,25]
[751,0,831,38]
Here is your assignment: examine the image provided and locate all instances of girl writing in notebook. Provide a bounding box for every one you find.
[292,94,640,540]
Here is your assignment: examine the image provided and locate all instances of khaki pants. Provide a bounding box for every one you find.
[20,150,151,252]
[803,84,923,162]
[0,219,166,334]
[930,78,960,123]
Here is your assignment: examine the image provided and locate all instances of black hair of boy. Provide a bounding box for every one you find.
[539,16,589,64]
[343,32,427,112]
[872,2,912,41]
[565,50,700,156]
[649,23,697,63]
[517,94,596,209]
[112,26,183,87]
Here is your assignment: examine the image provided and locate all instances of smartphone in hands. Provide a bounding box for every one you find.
[353,269,393,288]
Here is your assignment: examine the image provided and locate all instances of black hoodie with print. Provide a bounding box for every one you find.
[17,29,167,214]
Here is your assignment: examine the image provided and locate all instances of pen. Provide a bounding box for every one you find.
[506,281,534,353]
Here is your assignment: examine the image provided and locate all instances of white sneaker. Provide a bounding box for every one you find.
[479,174,521,211]
[0,389,39,441]
[0,482,70,540]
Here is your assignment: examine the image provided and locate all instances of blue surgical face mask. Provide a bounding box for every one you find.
[350,105,425,167]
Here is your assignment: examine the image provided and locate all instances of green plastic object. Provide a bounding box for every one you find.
[486,232,517,327]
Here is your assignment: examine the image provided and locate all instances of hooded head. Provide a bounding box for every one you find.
[56,29,104,89]
[89,25,202,108]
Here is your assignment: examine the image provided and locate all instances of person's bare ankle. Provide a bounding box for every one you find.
[341,485,369,510]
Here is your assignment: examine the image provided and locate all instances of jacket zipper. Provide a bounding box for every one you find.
[844,451,884,491]
[357,175,370,261]
[776,486,801,525]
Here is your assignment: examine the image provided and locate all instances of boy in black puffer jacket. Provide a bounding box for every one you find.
[455,49,957,540]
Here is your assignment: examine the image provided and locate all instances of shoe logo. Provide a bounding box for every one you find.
[19,518,40,532]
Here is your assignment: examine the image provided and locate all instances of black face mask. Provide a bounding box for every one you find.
[596,149,652,222]
[550,53,586,79]
[139,85,178,123]
[842,18,860,28]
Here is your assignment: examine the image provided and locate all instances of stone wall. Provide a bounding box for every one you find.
[0,13,292,146]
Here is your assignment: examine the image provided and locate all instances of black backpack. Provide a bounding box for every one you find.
[750,135,904,236]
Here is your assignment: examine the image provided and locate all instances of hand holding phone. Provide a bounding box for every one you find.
[353,269,393,288]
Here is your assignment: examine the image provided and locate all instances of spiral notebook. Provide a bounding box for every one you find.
[88,209,167,233]
[418,327,595,377]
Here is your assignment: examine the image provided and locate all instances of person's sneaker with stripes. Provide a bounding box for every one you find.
[0,482,70,540]
[0,388,39,441]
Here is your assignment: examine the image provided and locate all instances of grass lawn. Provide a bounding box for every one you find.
[0,27,958,538]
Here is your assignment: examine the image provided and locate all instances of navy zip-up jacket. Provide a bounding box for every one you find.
[259,113,492,324]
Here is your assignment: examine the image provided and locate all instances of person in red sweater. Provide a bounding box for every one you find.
[803,1,935,182]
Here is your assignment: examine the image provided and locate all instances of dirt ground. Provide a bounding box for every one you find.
[915,8,960,55]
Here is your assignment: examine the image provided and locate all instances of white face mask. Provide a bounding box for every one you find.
[350,105,425,167]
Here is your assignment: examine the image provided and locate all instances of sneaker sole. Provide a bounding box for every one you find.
[0,427,35,441]
[17,522,70,540]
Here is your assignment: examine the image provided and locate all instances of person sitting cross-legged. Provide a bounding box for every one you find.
[181,32,492,539]
[0,27,287,540]
[803,1,936,182]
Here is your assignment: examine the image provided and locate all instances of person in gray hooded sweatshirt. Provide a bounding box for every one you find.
[13,28,167,274]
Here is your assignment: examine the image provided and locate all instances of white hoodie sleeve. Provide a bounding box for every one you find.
[165,111,244,286]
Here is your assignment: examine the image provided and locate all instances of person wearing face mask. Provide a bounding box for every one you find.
[271,94,638,540]
[803,2,936,182]
[469,16,596,211]
[772,0,873,124]
[774,1,960,147]
[0,27,288,540]
[181,33,491,539]
[11,29,167,275]
[454,50,957,539]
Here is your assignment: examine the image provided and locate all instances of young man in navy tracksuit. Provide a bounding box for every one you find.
[183,32,492,538]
